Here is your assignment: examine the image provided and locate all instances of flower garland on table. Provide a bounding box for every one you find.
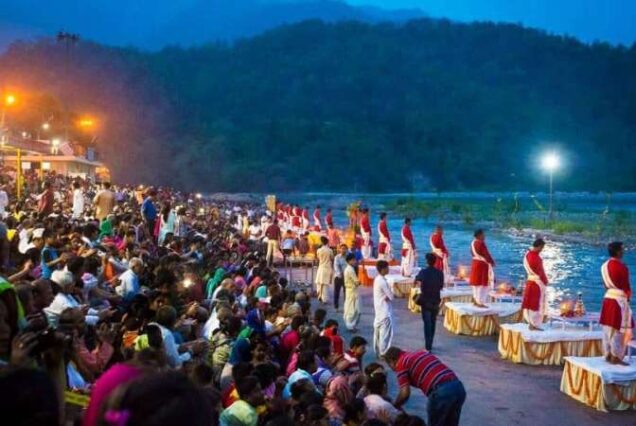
[564,361,602,407]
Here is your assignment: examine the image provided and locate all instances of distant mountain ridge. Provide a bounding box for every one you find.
[0,0,425,50]
[1,19,635,192]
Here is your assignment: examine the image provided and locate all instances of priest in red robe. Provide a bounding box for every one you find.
[360,208,372,259]
[430,225,451,285]
[600,241,633,365]
[521,238,549,330]
[313,205,322,231]
[469,229,495,307]
[377,212,392,261]
[400,217,416,276]
[291,205,302,231]
[301,208,310,231]
[325,208,334,228]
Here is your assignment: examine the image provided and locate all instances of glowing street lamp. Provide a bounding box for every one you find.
[42,122,50,131]
[78,117,95,129]
[51,138,61,155]
[541,152,560,221]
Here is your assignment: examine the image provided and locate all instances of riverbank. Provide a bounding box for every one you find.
[385,196,636,246]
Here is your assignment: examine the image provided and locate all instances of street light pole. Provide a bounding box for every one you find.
[541,152,560,223]
[548,169,554,221]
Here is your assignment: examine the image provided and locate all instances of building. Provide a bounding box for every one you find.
[1,136,110,181]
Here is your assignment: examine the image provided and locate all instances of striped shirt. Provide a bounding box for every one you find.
[396,350,457,396]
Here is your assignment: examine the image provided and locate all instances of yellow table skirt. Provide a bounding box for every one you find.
[560,359,636,411]
[407,289,475,315]
[443,307,499,336]
[498,328,603,366]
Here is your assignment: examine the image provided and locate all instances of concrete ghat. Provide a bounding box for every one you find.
[317,285,634,425]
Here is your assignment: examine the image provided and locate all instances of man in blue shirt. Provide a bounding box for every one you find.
[414,253,444,351]
[141,189,158,239]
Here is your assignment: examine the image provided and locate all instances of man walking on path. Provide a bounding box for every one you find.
[414,253,444,351]
[373,260,394,357]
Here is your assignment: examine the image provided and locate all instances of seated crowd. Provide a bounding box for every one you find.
[0,174,430,426]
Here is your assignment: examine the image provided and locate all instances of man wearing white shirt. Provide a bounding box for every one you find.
[44,270,100,327]
[115,258,144,301]
[373,260,394,357]
[72,181,84,219]
[150,306,192,368]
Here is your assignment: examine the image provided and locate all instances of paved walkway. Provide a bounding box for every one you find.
[318,285,636,426]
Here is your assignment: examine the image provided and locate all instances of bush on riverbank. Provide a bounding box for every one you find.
[386,196,635,243]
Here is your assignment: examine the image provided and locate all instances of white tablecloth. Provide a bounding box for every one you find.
[386,274,415,286]
[441,287,473,298]
[365,265,420,279]
[500,323,603,343]
[564,356,636,384]
[445,302,521,318]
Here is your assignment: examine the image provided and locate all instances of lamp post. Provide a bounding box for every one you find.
[541,152,560,221]
[0,93,17,144]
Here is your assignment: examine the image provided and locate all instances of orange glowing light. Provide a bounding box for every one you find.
[78,117,95,128]
[457,265,468,280]
[4,94,16,106]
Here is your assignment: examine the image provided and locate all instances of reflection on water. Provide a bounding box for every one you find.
[280,193,636,312]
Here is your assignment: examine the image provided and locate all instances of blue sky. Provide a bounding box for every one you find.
[350,0,636,45]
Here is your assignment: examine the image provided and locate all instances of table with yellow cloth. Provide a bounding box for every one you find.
[443,302,521,336]
[409,287,475,314]
[498,323,603,366]
[561,356,636,412]
[386,274,416,298]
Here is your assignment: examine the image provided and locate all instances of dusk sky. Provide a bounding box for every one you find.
[0,0,634,49]
[350,0,636,45]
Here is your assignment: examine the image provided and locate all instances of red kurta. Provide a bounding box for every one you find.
[325,212,334,227]
[378,219,391,254]
[521,250,548,311]
[360,214,371,234]
[430,232,448,271]
[400,225,415,256]
[469,239,494,286]
[600,258,633,330]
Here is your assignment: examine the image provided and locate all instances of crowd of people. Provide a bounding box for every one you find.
[0,174,471,426]
[0,172,630,426]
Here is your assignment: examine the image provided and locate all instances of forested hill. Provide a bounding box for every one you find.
[1,19,636,192]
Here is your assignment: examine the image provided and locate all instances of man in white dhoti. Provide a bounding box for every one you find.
[373,260,394,357]
[315,236,334,304]
[599,241,633,365]
[343,253,361,332]
[400,218,416,277]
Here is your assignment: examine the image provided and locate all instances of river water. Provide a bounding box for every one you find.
[273,192,636,311]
